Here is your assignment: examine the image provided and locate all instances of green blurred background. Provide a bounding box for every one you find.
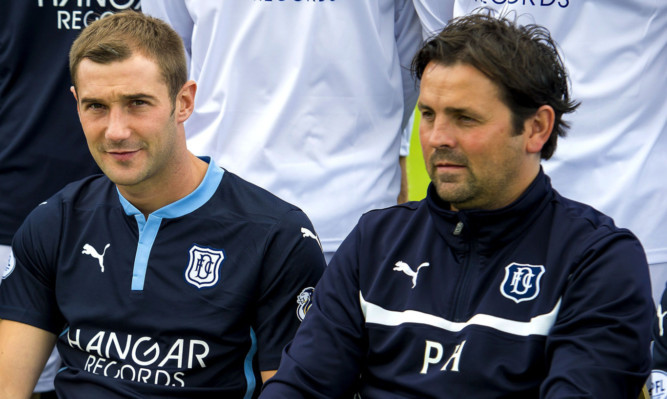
[406,110,430,201]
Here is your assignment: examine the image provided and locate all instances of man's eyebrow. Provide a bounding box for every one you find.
[79,93,158,104]
[417,102,472,115]
[417,101,432,110]
[443,106,470,115]
[79,96,103,105]
[123,93,157,101]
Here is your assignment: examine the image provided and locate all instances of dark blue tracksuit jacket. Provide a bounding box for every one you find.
[261,170,653,398]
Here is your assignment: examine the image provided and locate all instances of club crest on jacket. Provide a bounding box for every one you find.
[500,263,545,303]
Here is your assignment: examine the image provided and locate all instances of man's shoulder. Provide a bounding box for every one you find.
[548,190,642,251]
[28,174,111,212]
[333,200,430,252]
[13,175,114,258]
[216,170,304,220]
[359,200,425,227]
[551,190,623,232]
[13,175,115,241]
[48,174,115,208]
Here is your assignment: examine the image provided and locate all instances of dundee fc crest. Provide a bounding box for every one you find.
[500,263,545,303]
[650,369,667,399]
[185,245,225,289]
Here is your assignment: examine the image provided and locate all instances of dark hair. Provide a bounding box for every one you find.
[411,11,579,159]
[70,11,187,104]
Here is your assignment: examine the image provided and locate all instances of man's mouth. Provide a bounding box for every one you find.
[107,149,140,161]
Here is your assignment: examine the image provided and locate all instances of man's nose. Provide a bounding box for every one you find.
[422,117,457,149]
[105,107,131,141]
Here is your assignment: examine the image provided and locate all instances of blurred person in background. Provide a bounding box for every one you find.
[142,0,423,262]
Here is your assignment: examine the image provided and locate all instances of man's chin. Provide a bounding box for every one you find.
[105,172,142,188]
[432,182,472,205]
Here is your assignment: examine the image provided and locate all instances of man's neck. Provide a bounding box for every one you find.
[118,153,209,219]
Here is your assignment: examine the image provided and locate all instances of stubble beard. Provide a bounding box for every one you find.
[431,170,479,209]
[428,149,478,208]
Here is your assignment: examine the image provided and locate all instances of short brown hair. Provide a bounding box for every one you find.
[69,11,187,103]
[412,11,579,160]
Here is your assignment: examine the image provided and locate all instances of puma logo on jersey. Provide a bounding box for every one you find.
[82,243,110,272]
[301,227,322,250]
[658,304,667,337]
[393,261,430,288]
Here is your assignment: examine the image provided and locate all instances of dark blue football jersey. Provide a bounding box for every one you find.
[262,170,653,398]
[0,159,326,399]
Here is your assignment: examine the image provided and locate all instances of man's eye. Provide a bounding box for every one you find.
[87,103,105,110]
[420,111,434,120]
[131,100,147,106]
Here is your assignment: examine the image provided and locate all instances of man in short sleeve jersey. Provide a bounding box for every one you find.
[0,11,325,399]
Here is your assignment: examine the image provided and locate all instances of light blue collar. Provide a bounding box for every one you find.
[117,156,223,220]
[115,157,224,291]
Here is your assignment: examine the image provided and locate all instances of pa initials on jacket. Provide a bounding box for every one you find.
[421,340,466,374]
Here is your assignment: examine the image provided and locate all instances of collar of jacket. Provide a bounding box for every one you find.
[425,167,554,253]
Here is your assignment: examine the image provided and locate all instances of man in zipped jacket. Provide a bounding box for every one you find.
[260,12,654,399]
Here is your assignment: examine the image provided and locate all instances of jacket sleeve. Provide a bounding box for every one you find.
[260,226,366,398]
[141,1,194,67]
[541,231,654,398]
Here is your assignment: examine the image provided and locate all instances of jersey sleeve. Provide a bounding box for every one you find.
[141,1,194,66]
[541,230,653,398]
[394,0,422,133]
[412,0,454,39]
[260,224,366,398]
[0,200,65,334]
[253,209,327,372]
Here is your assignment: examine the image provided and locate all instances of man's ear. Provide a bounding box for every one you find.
[525,105,555,154]
[70,86,80,115]
[175,80,197,124]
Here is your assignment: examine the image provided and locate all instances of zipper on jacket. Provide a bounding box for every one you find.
[451,239,477,322]
[453,221,464,236]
